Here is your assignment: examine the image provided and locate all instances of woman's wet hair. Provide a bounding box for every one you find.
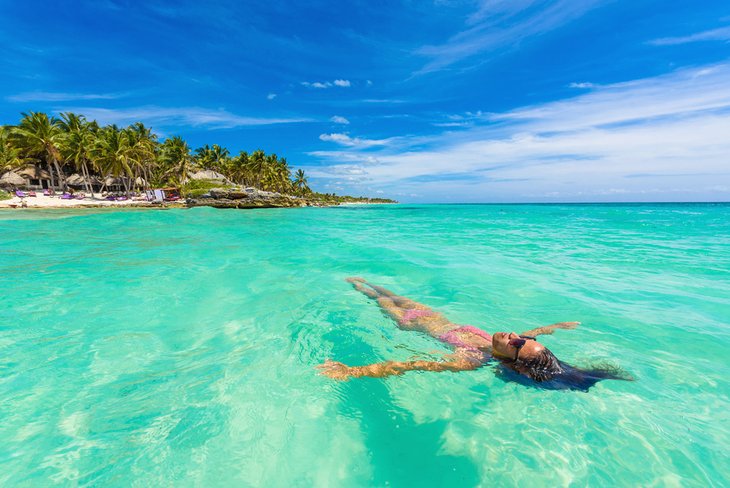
[508,348,564,382]
[496,347,633,391]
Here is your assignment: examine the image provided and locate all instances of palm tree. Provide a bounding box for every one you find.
[59,112,97,195]
[93,125,134,194]
[10,112,66,189]
[160,136,193,187]
[124,122,157,191]
[293,169,310,194]
[210,144,230,173]
[247,149,267,189]
[0,125,22,172]
[194,144,213,169]
[275,156,293,193]
[194,144,230,174]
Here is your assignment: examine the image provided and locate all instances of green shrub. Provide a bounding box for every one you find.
[0,190,11,201]
[181,179,233,198]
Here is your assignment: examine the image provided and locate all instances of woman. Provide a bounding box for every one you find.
[318,278,631,391]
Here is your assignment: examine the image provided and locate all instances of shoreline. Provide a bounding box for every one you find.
[0,193,392,210]
[0,193,185,210]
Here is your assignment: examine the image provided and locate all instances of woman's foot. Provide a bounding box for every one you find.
[345,277,366,284]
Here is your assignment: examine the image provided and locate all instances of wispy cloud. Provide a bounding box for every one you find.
[301,79,352,89]
[7,91,125,102]
[310,63,730,201]
[319,132,392,148]
[649,25,730,46]
[267,93,277,100]
[361,99,406,104]
[330,115,350,124]
[302,81,331,89]
[60,106,312,129]
[569,82,595,89]
[415,0,603,74]
[432,111,487,127]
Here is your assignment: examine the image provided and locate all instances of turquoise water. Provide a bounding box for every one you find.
[0,203,728,486]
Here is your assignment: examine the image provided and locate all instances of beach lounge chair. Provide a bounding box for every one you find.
[15,190,26,198]
[61,193,73,200]
[75,193,86,200]
[28,191,37,197]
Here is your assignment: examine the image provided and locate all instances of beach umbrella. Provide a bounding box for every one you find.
[0,171,26,188]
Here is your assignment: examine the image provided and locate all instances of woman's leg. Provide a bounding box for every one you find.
[346,277,438,330]
[346,278,455,337]
[347,277,426,310]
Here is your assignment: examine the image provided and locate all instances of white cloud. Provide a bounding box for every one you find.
[569,82,594,89]
[310,63,730,202]
[302,81,332,89]
[649,25,730,46]
[60,106,312,129]
[7,91,124,102]
[318,132,392,148]
[330,115,350,124]
[267,93,277,100]
[302,79,352,89]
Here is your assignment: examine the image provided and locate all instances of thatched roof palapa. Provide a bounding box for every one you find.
[190,170,229,183]
[15,165,51,180]
[66,174,86,186]
[104,176,124,186]
[0,171,26,187]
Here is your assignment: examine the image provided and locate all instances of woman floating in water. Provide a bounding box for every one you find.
[318,278,631,391]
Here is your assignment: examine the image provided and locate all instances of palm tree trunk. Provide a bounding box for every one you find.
[52,157,66,191]
[81,161,91,195]
[47,161,56,189]
[98,173,109,196]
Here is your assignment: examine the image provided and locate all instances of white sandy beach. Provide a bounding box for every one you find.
[0,193,176,209]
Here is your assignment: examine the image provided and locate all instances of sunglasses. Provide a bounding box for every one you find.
[508,335,537,360]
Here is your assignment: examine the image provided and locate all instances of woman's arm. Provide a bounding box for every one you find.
[520,321,580,337]
[318,357,482,380]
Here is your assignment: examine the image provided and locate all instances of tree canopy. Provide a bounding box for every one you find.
[1,111,313,196]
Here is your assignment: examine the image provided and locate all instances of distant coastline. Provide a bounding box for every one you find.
[0,185,395,210]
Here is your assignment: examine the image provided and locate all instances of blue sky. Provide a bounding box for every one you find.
[1,0,729,202]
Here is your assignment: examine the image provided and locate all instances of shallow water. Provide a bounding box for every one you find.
[0,203,728,486]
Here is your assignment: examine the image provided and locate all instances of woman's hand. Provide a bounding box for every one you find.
[317,360,358,380]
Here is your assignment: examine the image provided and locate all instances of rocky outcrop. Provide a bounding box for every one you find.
[186,187,327,209]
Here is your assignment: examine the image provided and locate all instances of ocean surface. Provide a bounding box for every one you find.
[0,203,728,487]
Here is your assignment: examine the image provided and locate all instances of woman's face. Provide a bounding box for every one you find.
[492,332,544,360]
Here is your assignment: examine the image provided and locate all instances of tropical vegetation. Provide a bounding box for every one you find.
[0,111,389,202]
